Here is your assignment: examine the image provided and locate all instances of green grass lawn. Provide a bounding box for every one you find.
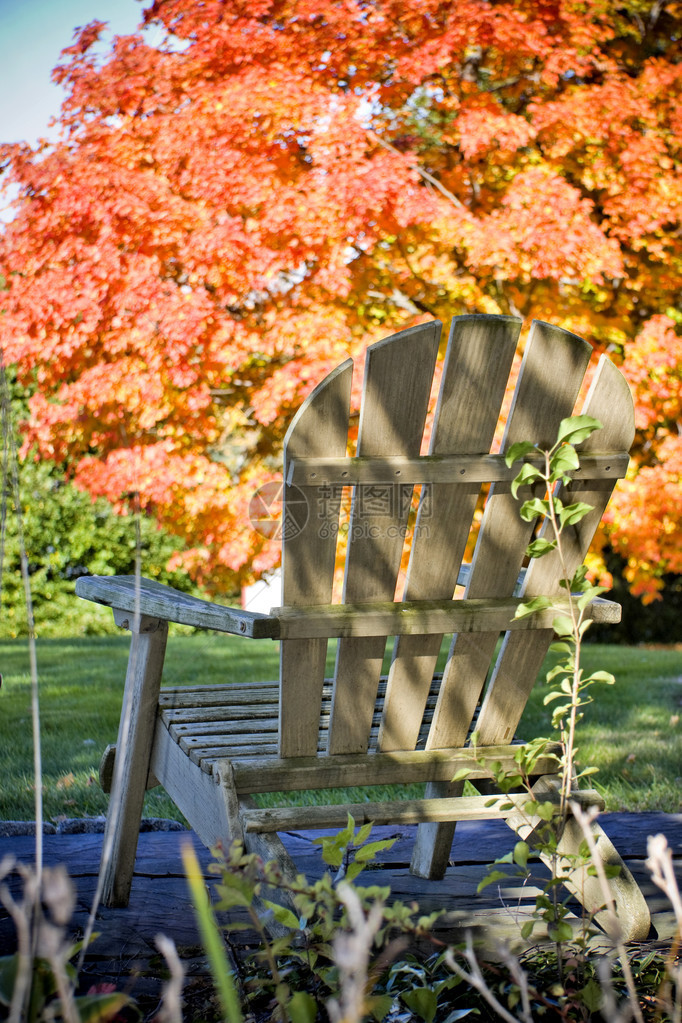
[0,632,680,824]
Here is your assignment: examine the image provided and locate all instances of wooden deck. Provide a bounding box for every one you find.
[0,812,680,1016]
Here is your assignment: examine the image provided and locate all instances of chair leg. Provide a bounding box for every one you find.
[236,796,302,938]
[411,781,462,879]
[99,614,168,908]
[506,777,651,942]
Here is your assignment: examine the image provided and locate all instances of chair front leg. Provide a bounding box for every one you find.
[100,612,169,907]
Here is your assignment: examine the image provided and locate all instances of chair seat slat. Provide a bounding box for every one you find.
[228,742,563,793]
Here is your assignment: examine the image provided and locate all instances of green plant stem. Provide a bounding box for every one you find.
[247,903,289,1022]
[572,803,645,1023]
[183,842,244,1023]
[541,449,580,823]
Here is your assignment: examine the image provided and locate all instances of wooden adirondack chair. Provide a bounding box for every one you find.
[76,314,651,941]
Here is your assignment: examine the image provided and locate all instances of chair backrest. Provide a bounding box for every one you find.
[277,314,634,760]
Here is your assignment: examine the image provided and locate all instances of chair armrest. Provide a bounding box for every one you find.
[75,575,278,638]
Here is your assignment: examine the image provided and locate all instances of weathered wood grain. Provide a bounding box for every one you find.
[476,354,637,746]
[271,593,619,639]
[241,788,604,833]
[99,615,168,907]
[73,314,646,931]
[411,320,593,880]
[329,323,440,755]
[228,742,563,793]
[287,451,628,486]
[76,575,277,637]
[279,358,353,756]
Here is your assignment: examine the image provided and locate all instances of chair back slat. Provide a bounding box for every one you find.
[425,321,592,750]
[378,314,521,751]
[474,354,636,745]
[279,360,352,757]
[327,322,440,754]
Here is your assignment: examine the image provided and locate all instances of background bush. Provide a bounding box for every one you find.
[1,455,204,637]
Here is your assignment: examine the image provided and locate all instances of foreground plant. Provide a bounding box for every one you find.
[185,815,446,1023]
[505,414,617,821]
[444,417,642,1000]
[184,822,681,1023]
[0,856,137,1023]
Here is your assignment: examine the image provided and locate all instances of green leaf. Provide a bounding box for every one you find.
[584,669,615,686]
[513,841,530,869]
[337,814,356,846]
[262,900,300,930]
[514,595,552,619]
[354,821,373,846]
[550,702,572,723]
[511,461,543,498]
[552,614,575,637]
[549,919,575,943]
[477,869,512,893]
[536,801,556,822]
[0,956,19,1008]
[505,440,538,467]
[287,990,317,1023]
[577,585,607,610]
[354,838,395,861]
[215,886,254,910]
[319,843,344,868]
[519,497,550,522]
[546,663,569,682]
[602,863,622,879]
[521,920,536,940]
[556,415,603,446]
[343,861,364,882]
[580,978,603,1013]
[401,987,438,1023]
[549,641,572,655]
[550,444,580,474]
[368,994,395,1022]
[570,565,589,590]
[558,501,594,527]
[526,537,557,558]
[543,690,567,705]
[452,767,472,782]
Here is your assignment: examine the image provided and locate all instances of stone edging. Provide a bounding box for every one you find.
[0,818,186,837]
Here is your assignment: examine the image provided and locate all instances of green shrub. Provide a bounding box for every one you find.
[1,456,201,638]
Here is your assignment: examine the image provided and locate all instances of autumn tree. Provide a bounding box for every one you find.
[1,0,681,600]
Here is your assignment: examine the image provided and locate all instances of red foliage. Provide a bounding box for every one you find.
[1,0,681,596]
